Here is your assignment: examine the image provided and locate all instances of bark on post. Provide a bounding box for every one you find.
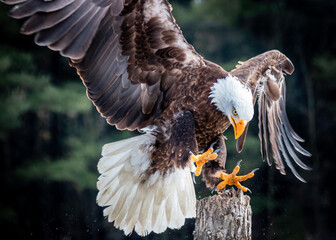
[193,188,252,240]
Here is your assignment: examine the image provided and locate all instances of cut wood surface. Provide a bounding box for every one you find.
[193,188,252,240]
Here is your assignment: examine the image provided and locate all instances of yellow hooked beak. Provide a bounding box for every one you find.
[231,116,247,139]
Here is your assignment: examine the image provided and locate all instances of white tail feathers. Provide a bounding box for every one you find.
[96,134,196,236]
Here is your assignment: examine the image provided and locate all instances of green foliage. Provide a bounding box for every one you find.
[172,0,267,65]
[273,204,306,240]
[313,56,336,81]
[0,47,105,191]
[224,128,263,172]
[173,0,242,26]
[0,49,91,139]
[16,135,101,190]
[29,81,91,116]
[251,195,277,213]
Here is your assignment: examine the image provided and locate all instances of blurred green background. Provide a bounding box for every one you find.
[0,0,335,239]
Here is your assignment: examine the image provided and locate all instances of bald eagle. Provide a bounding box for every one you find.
[3,0,311,236]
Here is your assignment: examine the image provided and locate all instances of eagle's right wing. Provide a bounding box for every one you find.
[4,0,204,130]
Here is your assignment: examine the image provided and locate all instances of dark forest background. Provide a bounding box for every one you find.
[0,0,335,239]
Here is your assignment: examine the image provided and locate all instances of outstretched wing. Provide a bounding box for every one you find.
[4,0,203,130]
[231,50,311,182]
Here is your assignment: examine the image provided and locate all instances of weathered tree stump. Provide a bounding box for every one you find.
[193,188,252,240]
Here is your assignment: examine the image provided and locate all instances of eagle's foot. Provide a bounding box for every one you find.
[190,143,221,177]
[213,160,259,193]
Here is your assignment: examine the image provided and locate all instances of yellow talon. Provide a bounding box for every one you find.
[190,146,219,176]
[214,160,258,193]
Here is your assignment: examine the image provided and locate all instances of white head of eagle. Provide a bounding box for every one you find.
[210,75,254,139]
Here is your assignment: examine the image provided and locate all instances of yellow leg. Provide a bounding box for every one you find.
[236,172,255,182]
[216,178,228,190]
[235,182,249,192]
[190,146,219,176]
[231,164,240,176]
[213,160,258,193]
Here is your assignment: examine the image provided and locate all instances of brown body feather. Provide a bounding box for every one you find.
[147,60,229,178]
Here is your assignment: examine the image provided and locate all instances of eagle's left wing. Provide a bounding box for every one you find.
[231,50,311,182]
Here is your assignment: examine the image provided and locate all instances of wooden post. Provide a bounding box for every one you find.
[193,188,252,240]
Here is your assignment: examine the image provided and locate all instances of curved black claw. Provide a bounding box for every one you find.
[246,187,252,194]
[211,186,218,194]
[252,168,260,173]
[213,149,224,154]
[236,159,243,167]
[209,142,216,149]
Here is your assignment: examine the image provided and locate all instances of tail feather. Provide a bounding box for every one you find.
[154,200,168,233]
[97,163,123,189]
[117,184,140,229]
[101,136,140,156]
[96,134,196,236]
[98,151,130,172]
[135,195,154,235]
[167,189,184,228]
[122,187,143,235]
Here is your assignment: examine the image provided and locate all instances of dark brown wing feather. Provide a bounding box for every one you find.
[231,50,311,181]
[4,0,203,130]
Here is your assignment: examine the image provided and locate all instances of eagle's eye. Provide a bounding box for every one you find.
[232,108,238,116]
